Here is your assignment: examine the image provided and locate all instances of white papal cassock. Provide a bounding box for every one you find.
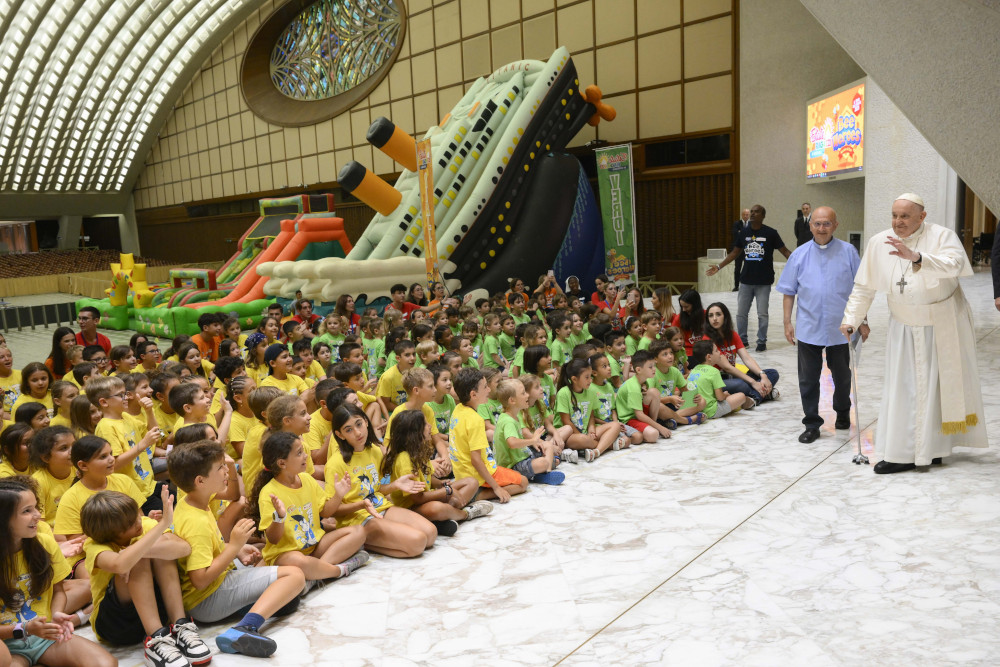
[842,222,987,465]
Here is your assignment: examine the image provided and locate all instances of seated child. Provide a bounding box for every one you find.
[327,404,436,558]
[474,367,503,443]
[687,340,754,419]
[648,339,705,425]
[81,487,212,666]
[614,350,673,443]
[167,440,306,657]
[493,379,563,485]
[380,410,492,536]
[248,431,369,581]
[637,311,662,352]
[0,477,116,667]
[555,359,622,461]
[89,376,164,513]
[448,368,528,504]
[29,426,76,529]
[376,340,415,413]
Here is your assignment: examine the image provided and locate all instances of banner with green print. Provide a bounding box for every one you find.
[594,143,638,286]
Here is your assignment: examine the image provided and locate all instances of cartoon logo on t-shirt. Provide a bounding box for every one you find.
[395,390,407,404]
[435,414,450,433]
[357,473,385,509]
[9,578,38,622]
[744,238,765,261]
[290,503,317,548]
[596,396,612,421]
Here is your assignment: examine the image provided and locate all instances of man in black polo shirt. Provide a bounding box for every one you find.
[706,204,791,351]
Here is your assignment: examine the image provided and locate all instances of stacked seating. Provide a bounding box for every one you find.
[0,249,171,278]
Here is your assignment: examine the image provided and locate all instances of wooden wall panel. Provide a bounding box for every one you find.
[633,173,734,274]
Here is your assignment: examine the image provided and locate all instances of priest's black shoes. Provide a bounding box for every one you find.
[834,415,851,430]
[798,428,820,443]
[873,461,916,474]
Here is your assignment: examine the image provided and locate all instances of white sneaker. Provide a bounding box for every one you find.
[561,449,579,464]
[464,500,494,520]
[769,387,780,400]
[145,633,190,667]
[584,448,598,462]
[172,620,211,665]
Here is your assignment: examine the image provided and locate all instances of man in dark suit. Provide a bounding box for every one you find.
[793,202,812,246]
[731,208,750,291]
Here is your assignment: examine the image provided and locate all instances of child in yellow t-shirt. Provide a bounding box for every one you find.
[81,487,211,663]
[261,395,322,481]
[259,344,312,401]
[54,435,147,544]
[28,426,76,528]
[376,340,415,413]
[88,376,162,512]
[0,476,114,666]
[380,409,490,536]
[226,375,257,459]
[326,404,435,557]
[248,431,368,580]
[49,381,78,429]
[242,386,284,493]
[166,440,304,658]
[448,368,528,504]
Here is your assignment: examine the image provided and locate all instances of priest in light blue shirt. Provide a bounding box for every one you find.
[776,206,866,443]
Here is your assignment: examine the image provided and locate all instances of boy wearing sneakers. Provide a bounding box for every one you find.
[448,368,528,504]
[615,350,672,443]
[167,440,305,657]
[81,487,211,667]
[493,379,563,485]
[687,340,754,419]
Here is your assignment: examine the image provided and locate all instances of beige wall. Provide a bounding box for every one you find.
[739,0,866,244]
[134,0,736,211]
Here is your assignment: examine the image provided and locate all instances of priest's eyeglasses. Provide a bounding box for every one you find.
[810,221,834,229]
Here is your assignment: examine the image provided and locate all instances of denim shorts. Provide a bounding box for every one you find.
[511,449,543,480]
[5,636,55,664]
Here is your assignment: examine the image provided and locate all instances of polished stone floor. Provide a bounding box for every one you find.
[14,273,999,666]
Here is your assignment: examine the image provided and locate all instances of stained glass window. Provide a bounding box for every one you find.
[270,0,402,102]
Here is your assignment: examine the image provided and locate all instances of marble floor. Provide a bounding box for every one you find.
[13,273,1000,666]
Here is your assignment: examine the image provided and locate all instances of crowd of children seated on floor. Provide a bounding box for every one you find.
[0,273,779,667]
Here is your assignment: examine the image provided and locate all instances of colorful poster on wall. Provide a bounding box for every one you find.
[806,78,865,181]
[594,144,638,286]
[415,138,440,287]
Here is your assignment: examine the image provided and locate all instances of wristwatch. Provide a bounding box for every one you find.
[444,483,453,497]
[272,511,285,523]
[913,252,922,264]
[12,622,25,639]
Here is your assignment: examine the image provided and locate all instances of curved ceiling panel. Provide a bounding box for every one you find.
[0,0,265,195]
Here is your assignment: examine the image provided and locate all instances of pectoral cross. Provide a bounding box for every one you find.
[896,275,908,294]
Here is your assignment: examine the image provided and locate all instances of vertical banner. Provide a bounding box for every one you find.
[594,143,638,287]
[416,138,440,287]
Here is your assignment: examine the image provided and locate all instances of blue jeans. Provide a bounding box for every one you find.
[723,368,779,403]
[737,283,771,346]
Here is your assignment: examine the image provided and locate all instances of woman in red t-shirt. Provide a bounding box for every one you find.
[617,287,645,321]
[704,302,778,404]
[334,294,361,335]
[44,327,76,380]
[673,289,706,357]
[590,273,609,306]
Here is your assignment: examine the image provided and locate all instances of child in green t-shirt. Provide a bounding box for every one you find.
[614,350,673,443]
[663,326,689,374]
[554,359,621,462]
[427,364,457,436]
[588,353,637,448]
[474,368,503,442]
[493,379,563,485]
[624,317,643,357]
[637,312,661,352]
[687,340,754,419]
[649,340,705,426]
